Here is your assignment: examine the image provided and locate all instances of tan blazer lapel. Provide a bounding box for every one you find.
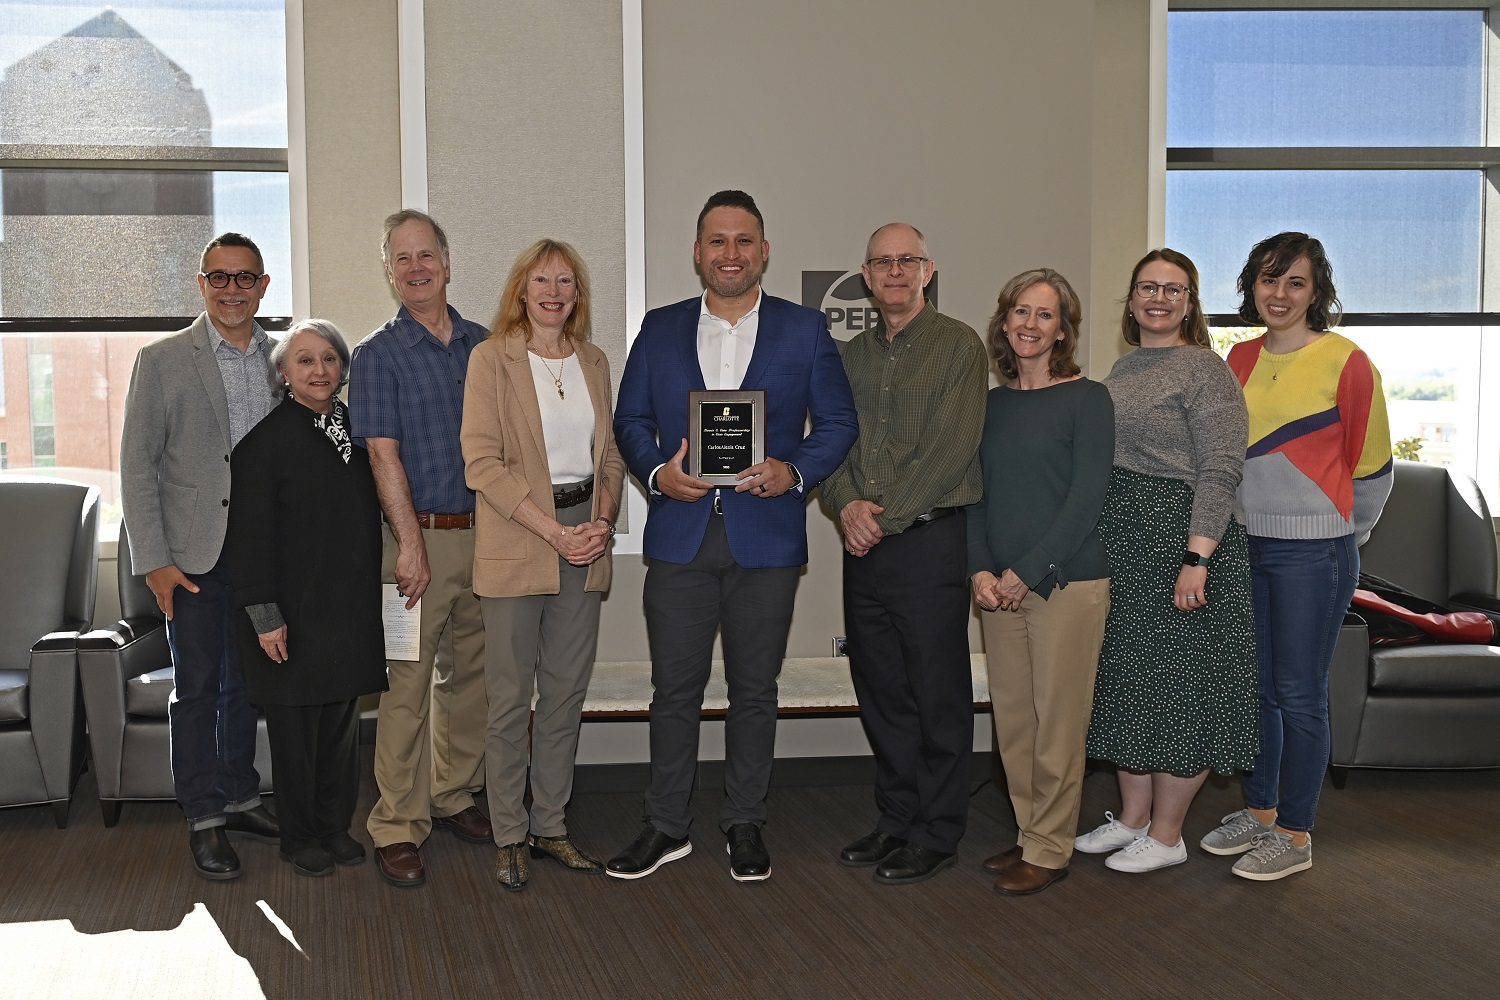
[503,334,550,473]
[580,346,610,474]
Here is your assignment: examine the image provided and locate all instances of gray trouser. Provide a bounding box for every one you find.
[480,500,602,846]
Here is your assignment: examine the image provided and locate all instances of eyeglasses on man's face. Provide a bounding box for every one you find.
[865,255,929,274]
[1133,281,1187,301]
[201,270,266,289]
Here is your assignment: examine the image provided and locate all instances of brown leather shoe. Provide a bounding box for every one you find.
[434,806,492,844]
[993,860,1069,896]
[982,845,1023,874]
[375,842,426,888]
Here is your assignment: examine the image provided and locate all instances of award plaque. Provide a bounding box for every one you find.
[689,389,766,485]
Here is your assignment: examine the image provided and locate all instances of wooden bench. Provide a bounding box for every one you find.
[580,654,992,718]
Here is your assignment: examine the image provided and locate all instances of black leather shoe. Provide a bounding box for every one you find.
[725,823,771,882]
[322,832,367,867]
[605,825,692,880]
[224,804,280,843]
[280,845,335,877]
[839,829,908,868]
[873,843,956,885]
[190,827,242,881]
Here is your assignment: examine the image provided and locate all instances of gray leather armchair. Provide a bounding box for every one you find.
[78,522,272,826]
[0,479,100,827]
[1329,460,1500,786]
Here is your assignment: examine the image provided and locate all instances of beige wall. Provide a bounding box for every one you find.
[301,2,403,338]
[278,0,1154,669]
[425,0,628,381]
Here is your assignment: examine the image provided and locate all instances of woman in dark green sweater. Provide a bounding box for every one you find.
[968,269,1114,896]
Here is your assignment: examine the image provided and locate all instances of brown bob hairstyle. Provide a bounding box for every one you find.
[491,239,593,342]
[987,268,1083,382]
[1235,231,1342,331]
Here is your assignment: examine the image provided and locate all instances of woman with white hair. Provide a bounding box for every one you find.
[226,318,388,878]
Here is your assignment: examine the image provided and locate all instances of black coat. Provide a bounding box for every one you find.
[225,397,388,706]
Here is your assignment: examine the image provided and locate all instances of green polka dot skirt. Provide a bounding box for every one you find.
[1085,466,1258,776]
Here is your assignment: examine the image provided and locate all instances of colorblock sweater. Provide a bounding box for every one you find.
[1227,332,1393,543]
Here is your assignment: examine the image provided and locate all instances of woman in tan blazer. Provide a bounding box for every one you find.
[461,239,625,891]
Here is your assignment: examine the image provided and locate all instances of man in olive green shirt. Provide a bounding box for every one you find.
[823,222,987,885]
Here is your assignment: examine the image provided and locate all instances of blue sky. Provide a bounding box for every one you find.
[1166,9,1483,315]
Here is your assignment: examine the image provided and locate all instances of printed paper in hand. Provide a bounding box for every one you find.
[382,584,420,660]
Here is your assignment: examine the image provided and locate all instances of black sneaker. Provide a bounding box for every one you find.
[605,825,692,880]
[725,823,771,882]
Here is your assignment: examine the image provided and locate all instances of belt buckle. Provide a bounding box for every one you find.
[712,492,723,515]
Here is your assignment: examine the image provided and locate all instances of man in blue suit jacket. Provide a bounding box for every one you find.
[607,191,857,882]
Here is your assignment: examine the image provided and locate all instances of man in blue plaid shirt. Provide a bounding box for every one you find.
[349,209,494,888]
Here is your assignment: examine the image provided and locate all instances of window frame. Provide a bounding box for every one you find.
[1165,1,1500,503]
[0,0,307,550]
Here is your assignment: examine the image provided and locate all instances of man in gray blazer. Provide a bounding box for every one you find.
[120,232,283,880]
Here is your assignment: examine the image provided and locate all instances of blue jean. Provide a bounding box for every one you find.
[1242,534,1359,832]
[165,555,263,827]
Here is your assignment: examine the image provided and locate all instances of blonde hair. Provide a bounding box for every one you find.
[492,239,592,342]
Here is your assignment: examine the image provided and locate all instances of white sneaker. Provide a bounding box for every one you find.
[1104,835,1188,873]
[1074,811,1149,854]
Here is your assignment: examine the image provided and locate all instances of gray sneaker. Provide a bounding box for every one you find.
[1199,808,1274,856]
[1232,831,1312,881]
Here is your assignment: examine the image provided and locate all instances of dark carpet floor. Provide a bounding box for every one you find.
[1,756,1496,999]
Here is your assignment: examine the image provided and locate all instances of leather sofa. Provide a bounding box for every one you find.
[1329,460,1500,785]
[0,479,100,827]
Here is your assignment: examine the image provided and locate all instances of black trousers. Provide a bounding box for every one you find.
[844,513,973,854]
[261,699,361,853]
[642,515,800,838]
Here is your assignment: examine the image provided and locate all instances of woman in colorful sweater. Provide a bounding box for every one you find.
[1203,232,1392,881]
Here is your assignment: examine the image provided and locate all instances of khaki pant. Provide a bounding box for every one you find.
[367,526,488,848]
[980,577,1110,869]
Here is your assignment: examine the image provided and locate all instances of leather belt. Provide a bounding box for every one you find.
[912,506,957,525]
[553,478,594,510]
[413,512,474,529]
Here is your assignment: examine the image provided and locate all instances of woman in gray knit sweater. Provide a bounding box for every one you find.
[1074,249,1258,874]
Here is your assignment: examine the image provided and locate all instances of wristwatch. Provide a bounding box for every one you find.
[1181,550,1210,567]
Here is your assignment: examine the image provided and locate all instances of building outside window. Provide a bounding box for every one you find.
[0,0,290,528]
[1165,5,1500,503]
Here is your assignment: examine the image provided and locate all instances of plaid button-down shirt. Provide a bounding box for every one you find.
[348,304,487,514]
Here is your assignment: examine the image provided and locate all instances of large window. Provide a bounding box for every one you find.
[1166,6,1500,503]
[0,0,291,527]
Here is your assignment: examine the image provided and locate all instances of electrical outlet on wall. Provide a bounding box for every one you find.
[832,636,848,656]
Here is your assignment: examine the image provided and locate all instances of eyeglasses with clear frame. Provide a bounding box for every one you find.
[1132,281,1188,301]
[864,255,930,273]
[201,270,266,289]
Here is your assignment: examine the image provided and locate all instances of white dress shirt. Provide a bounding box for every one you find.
[697,289,761,389]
